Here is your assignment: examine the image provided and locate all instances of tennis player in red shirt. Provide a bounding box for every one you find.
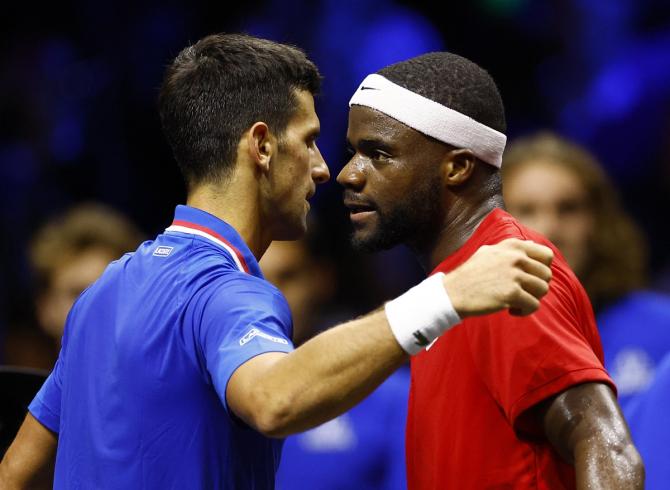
[339,53,644,489]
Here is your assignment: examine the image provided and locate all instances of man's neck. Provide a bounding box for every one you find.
[186,183,271,260]
[415,195,503,273]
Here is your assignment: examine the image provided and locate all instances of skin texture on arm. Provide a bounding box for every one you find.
[228,238,554,438]
[542,383,644,489]
[0,413,57,490]
[228,309,405,438]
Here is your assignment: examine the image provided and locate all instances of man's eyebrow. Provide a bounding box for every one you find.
[346,136,395,154]
[357,138,394,153]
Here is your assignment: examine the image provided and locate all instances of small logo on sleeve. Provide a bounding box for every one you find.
[153,246,174,257]
[239,327,289,346]
[412,330,430,347]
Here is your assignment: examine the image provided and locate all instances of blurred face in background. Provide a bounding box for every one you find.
[503,160,594,276]
[36,246,116,341]
[260,240,335,345]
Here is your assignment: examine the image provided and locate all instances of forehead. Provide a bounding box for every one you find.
[511,160,582,186]
[347,105,426,147]
[506,161,587,201]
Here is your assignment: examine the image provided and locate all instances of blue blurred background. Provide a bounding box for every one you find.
[2,0,670,340]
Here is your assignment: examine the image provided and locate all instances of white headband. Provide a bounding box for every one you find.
[348,74,506,168]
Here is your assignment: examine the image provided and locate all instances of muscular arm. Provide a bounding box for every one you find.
[228,309,404,437]
[0,413,57,490]
[229,238,553,437]
[542,383,644,489]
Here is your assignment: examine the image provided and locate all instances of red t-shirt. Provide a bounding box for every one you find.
[406,209,615,490]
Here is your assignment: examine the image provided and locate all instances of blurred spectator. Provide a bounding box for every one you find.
[259,238,339,347]
[4,202,143,369]
[502,132,670,409]
[260,232,409,490]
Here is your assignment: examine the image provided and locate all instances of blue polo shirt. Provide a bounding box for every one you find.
[625,353,670,490]
[28,205,294,489]
[276,367,410,490]
[597,291,670,409]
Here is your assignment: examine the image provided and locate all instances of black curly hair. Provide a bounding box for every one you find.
[377,52,506,134]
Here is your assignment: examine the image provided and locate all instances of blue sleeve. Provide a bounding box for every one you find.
[196,274,294,413]
[27,303,78,433]
[28,360,62,433]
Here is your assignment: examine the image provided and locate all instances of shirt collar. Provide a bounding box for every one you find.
[166,205,263,278]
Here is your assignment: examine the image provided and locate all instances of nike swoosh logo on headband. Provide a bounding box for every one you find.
[360,86,380,91]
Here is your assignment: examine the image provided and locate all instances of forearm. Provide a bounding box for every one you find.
[0,414,57,489]
[543,383,644,490]
[574,437,644,490]
[238,309,407,437]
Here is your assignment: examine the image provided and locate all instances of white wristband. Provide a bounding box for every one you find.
[384,272,462,355]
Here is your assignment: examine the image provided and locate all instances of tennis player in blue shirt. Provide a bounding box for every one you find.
[0,34,554,489]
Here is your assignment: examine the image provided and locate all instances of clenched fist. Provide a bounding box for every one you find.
[443,238,554,318]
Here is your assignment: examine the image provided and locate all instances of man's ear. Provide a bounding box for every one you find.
[442,148,477,186]
[245,122,275,173]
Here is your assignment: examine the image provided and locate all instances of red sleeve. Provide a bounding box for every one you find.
[465,261,615,434]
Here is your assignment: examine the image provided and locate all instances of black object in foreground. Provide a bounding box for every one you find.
[0,366,48,456]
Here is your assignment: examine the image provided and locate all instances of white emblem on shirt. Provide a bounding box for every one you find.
[239,327,288,346]
[611,348,655,396]
[153,246,174,257]
[298,414,357,452]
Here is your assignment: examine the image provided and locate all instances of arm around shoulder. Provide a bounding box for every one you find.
[226,238,554,438]
[542,382,644,489]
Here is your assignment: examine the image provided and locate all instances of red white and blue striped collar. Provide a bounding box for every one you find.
[165,205,261,276]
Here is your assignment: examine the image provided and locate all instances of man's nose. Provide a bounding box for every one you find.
[336,159,365,190]
[312,146,330,185]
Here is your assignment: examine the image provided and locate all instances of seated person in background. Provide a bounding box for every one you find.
[4,203,143,369]
[503,132,670,408]
[261,233,409,490]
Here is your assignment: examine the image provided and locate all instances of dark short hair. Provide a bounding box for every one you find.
[377,52,506,134]
[158,33,322,188]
